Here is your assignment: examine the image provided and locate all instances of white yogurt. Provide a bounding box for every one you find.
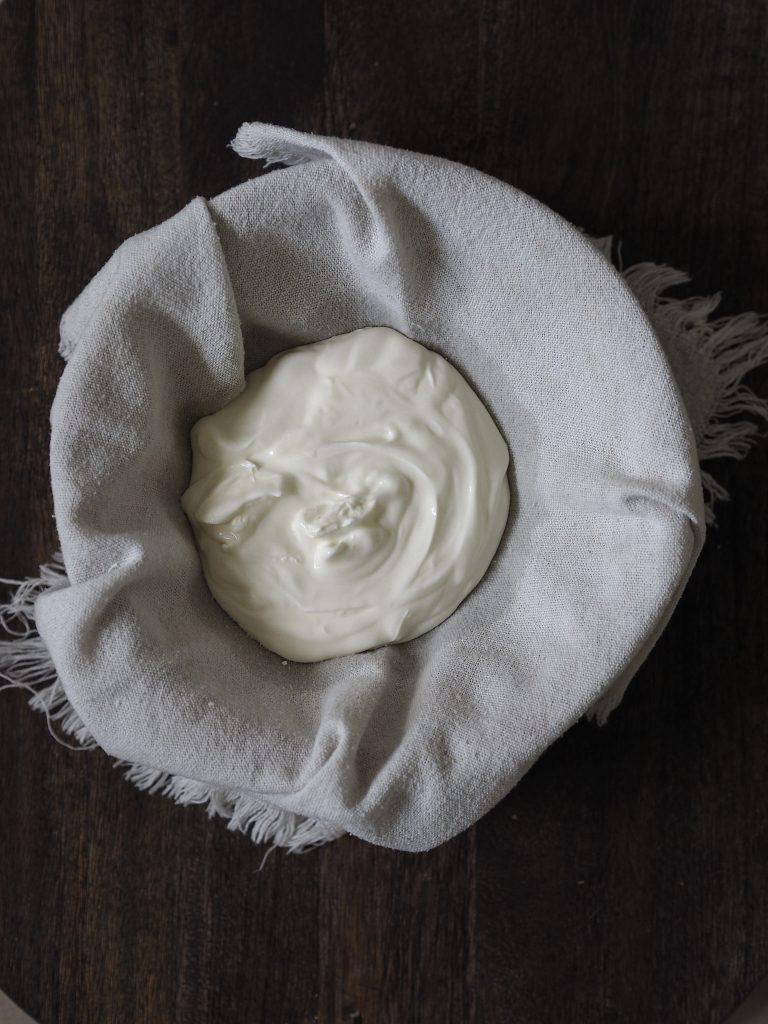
[182,327,510,661]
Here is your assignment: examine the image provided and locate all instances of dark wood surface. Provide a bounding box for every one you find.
[2,1,767,1022]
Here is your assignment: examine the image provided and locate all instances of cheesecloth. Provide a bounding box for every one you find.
[3,123,766,851]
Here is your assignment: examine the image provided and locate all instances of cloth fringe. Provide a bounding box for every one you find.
[0,557,344,852]
[585,238,768,724]
[120,763,345,852]
[230,123,315,168]
[594,237,768,523]
[0,555,97,751]
[3,243,768,824]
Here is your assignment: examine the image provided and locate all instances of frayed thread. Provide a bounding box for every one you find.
[596,239,768,524]
[697,310,768,470]
[230,124,314,168]
[0,554,97,751]
[0,554,345,853]
[589,238,768,724]
[120,763,345,854]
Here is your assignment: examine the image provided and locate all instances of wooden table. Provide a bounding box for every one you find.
[2,2,767,1021]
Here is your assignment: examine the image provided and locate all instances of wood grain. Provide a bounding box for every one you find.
[1,1,767,1022]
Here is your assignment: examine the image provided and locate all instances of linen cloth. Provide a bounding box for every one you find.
[29,123,709,851]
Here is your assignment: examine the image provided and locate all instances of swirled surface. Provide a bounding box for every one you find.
[181,327,510,661]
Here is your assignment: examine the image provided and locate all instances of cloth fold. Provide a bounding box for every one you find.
[2,123,767,852]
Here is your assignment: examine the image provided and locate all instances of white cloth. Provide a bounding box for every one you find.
[34,123,705,852]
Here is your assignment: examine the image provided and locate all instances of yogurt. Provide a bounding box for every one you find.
[182,327,510,661]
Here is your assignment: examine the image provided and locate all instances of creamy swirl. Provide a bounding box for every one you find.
[182,327,510,662]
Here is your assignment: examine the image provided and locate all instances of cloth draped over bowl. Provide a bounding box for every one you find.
[2,123,767,852]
